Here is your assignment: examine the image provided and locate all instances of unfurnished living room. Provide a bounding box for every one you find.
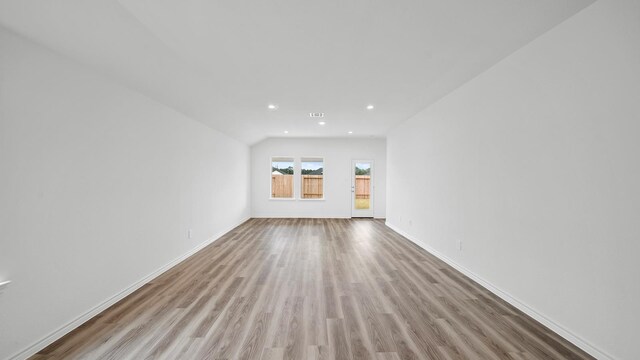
[0,0,638,359]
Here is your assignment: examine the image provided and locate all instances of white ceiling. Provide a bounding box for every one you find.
[0,0,594,144]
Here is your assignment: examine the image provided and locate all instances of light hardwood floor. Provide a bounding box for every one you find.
[32,218,594,359]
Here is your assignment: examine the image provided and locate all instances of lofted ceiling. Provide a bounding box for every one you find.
[0,0,594,144]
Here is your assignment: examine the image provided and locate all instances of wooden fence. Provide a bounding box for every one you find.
[271,175,324,198]
[355,175,370,199]
[301,175,323,199]
[272,174,368,199]
[271,175,293,198]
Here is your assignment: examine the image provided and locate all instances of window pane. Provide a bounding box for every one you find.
[301,158,323,199]
[355,163,370,209]
[271,158,294,198]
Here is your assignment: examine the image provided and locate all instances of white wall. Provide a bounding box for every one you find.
[0,29,250,359]
[386,1,639,359]
[251,138,386,218]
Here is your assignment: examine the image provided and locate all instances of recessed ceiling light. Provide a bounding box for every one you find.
[348,131,353,134]
[268,104,278,110]
[366,104,374,110]
[318,121,326,125]
[284,130,289,134]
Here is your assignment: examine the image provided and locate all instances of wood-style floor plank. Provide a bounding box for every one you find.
[31,218,594,360]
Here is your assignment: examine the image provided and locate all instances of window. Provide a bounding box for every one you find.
[271,157,294,199]
[301,157,324,199]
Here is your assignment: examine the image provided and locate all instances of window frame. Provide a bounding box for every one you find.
[269,156,296,200]
[299,156,325,201]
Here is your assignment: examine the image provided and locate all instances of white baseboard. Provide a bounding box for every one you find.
[9,217,250,360]
[250,215,386,219]
[384,221,614,360]
[251,215,351,219]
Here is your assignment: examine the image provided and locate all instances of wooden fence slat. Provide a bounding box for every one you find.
[302,175,323,198]
[355,175,370,199]
[271,175,293,198]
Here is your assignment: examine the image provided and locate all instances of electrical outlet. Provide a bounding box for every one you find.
[408,219,412,226]
[187,230,193,239]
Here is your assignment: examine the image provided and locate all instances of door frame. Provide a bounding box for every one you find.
[351,159,374,218]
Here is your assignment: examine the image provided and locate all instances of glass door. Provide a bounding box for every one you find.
[351,160,374,217]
